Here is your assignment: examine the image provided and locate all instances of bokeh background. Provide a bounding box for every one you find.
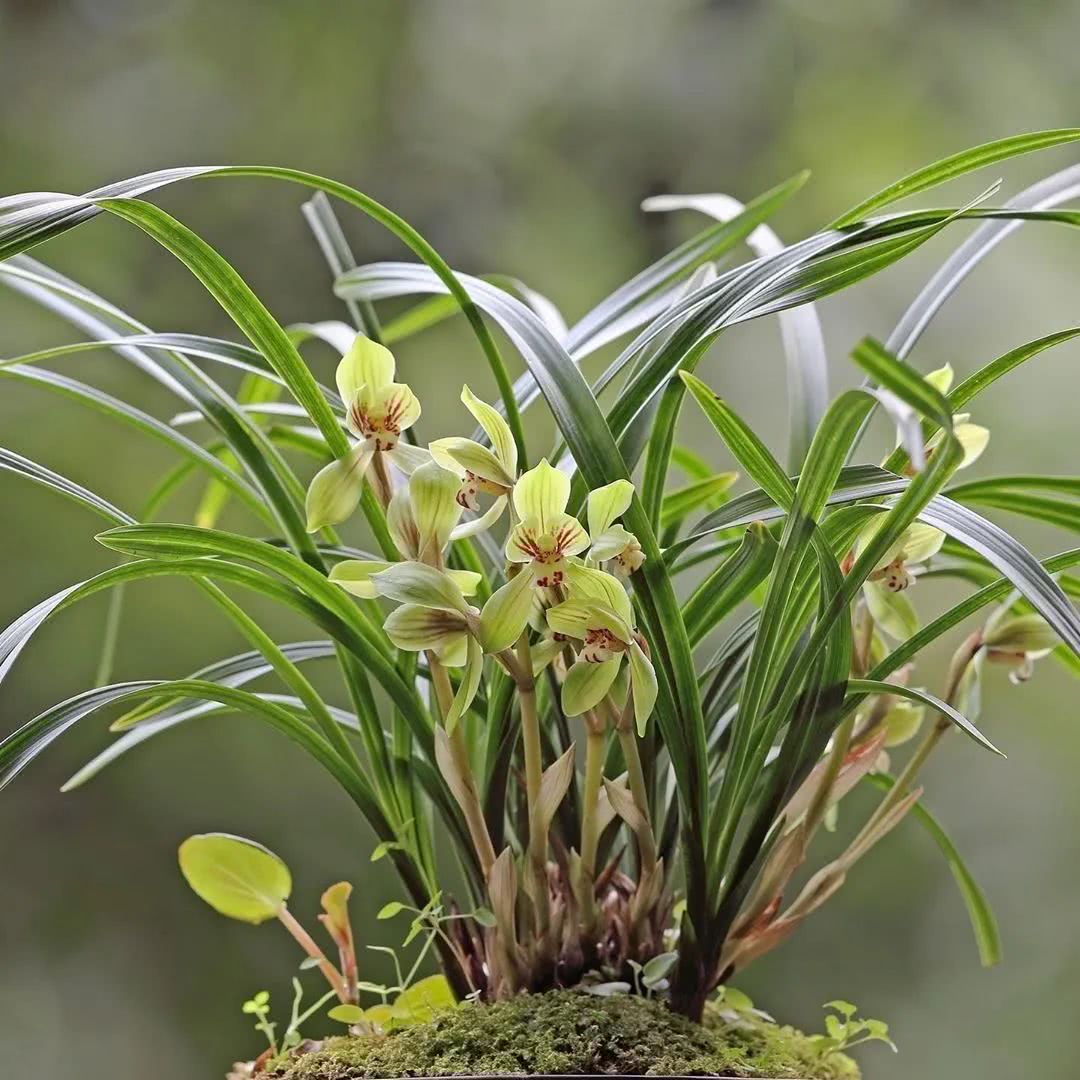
[2,1,1079,1077]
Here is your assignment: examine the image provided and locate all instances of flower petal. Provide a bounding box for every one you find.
[564,562,634,627]
[900,523,945,564]
[436,633,469,669]
[547,599,629,643]
[864,581,918,642]
[587,479,634,536]
[383,604,468,652]
[328,559,392,598]
[513,458,570,531]
[955,421,990,469]
[371,562,471,613]
[429,437,514,488]
[882,700,925,747]
[445,635,483,733]
[924,363,954,394]
[627,642,658,734]
[562,657,622,717]
[984,611,1058,653]
[387,489,419,560]
[461,385,518,476]
[858,517,944,570]
[387,441,431,476]
[450,496,508,541]
[305,444,373,532]
[447,570,482,597]
[410,460,462,556]
[553,513,590,557]
[336,334,395,403]
[370,382,421,433]
[479,569,535,653]
[530,636,564,676]
[588,524,636,564]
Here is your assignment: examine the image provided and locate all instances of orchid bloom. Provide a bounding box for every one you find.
[855,519,945,642]
[429,385,516,525]
[920,364,990,471]
[328,460,482,601]
[327,462,485,730]
[954,611,1059,724]
[585,479,645,578]
[545,564,657,733]
[479,459,589,653]
[305,335,427,532]
[982,611,1058,685]
[375,561,482,731]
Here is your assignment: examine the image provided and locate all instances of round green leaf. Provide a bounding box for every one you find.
[178,833,291,924]
[328,1003,367,1025]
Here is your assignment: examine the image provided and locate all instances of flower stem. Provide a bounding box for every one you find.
[616,724,658,875]
[803,711,855,839]
[515,633,550,934]
[577,710,607,926]
[850,630,982,852]
[428,651,497,878]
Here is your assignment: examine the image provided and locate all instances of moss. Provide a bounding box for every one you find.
[267,991,859,1079]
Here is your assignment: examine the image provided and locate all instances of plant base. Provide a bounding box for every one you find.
[260,991,859,1079]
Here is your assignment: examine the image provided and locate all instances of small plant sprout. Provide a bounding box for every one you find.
[2,131,1079,1045]
[241,991,277,1055]
[810,1001,897,1057]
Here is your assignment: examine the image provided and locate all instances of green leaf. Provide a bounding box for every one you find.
[0,447,134,526]
[642,189,827,469]
[847,678,1001,756]
[832,129,1080,227]
[377,901,406,920]
[683,523,778,647]
[392,974,456,1019]
[178,833,291,924]
[96,198,350,460]
[327,1004,366,1025]
[660,473,739,531]
[0,364,266,521]
[471,907,497,928]
[641,951,678,986]
[1,257,317,558]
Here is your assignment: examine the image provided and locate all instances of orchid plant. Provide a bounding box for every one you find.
[1,131,1079,1029]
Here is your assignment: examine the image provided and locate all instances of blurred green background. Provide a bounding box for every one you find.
[2,1,1079,1077]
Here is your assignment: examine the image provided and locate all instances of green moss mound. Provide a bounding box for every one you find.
[267,991,859,1078]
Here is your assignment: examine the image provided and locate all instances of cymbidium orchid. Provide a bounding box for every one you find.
[306,334,427,532]
[545,564,657,734]
[8,138,1080,1044]
[920,363,990,471]
[479,459,590,653]
[429,385,517,522]
[328,460,481,601]
[854,519,946,642]
[983,612,1057,683]
[585,479,646,578]
[326,462,483,727]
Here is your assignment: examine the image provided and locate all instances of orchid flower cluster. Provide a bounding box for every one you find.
[306,334,658,740]
[3,137,1078,1045]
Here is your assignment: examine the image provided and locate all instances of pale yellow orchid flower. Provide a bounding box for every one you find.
[429,385,517,523]
[545,564,657,734]
[305,334,427,532]
[586,479,645,578]
[855,518,945,642]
